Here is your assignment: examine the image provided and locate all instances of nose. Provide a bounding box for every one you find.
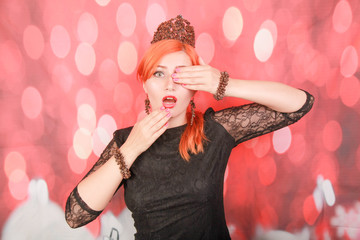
[165,75,176,91]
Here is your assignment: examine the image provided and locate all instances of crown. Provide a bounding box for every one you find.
[151,15,195,47]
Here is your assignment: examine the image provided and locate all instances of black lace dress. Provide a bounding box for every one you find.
[65,91,314,239]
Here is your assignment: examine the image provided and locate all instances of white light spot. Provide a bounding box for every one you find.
[322,180,336,206]
[254,28,274,62]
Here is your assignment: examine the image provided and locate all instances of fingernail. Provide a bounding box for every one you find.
[165,108,170,112]
[166,112,171,118]
[173,78,179,82]
[182,84,187,87]
[171,73,177,78]
[160,106,165,110]
[175,68,181,72]
[165,122,169,127]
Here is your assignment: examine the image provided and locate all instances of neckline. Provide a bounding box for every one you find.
[165,123,187,133]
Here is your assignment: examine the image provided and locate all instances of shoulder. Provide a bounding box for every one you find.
[202,107,234,142]
[113,126,133,146]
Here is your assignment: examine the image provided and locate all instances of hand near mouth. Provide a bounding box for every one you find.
[121,108,171,162]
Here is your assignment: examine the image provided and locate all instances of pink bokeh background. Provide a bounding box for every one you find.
[1,0,360,239]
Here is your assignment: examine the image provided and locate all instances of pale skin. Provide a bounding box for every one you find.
[76,51,307,213]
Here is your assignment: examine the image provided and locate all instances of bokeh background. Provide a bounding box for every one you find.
[1,0,360,239]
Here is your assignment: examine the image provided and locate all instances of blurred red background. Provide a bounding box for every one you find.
[1,0,360,239]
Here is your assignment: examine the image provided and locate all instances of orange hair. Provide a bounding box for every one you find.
[137,40,207,161]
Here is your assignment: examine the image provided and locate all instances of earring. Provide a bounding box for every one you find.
[145,96,151,115]
[190,99,195,126]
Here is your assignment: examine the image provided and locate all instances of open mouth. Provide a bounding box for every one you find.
[162,96,177,108]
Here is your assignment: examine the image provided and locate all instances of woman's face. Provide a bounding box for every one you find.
[143,50,195,127]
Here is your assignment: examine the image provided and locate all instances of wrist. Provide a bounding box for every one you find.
[213,71,229,100]
[119,144,139,167]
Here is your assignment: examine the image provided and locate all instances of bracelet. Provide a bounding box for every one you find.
[213,71,229,101]
[113,149,131,179]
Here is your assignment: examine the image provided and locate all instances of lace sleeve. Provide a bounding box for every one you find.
[212,91,314,144]
[65,138,121,228]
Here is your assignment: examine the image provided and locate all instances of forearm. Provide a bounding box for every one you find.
[77,145,136,211]
[225,79,307,113]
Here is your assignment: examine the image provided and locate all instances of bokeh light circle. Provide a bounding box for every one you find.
[73,128,93,160]
[114,82,134,114]
[50,25,71,58]
[222,7,243,42]
[98,114,117,136]
[322,180,336,206]
[287,134,306,166]
[67,146,87,174]
[261,20,278,45]
[313,186,323,212]
[21,86,43,119]
[272,127,292,154]
[242,0,262,12]
[75,42,96,76]
[332,0,353,33]
[76,88,97,110]
[322,120,342,152]
[254,28,274,62]
[145,3,166,36]
[116,3,136,37]
[195,33,215,64]
[8,169,29,200]
[52,63,73,92]
[4,152,26,178]
[93,127,112,157]
[99,59,119,90]
[77,104,97,133]
[95,0,111,7]
[340,45,358,78]
[117,41,137,75]
[23,25,44,60]
[77,12,98,45]
[258,156,277,186]
[340,76,360,107]
[303,195,320,225]
[253,135,271,158]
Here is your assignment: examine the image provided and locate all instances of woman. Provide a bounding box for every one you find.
[65,15,314,239]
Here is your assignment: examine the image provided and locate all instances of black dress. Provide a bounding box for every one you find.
[65,91,314,239]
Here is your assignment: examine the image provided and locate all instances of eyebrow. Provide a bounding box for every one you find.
[156,65,187,69]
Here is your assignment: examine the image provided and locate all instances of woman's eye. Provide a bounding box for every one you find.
[153,71,164,78]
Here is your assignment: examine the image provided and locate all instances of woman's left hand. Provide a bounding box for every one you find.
[172,59,221,94]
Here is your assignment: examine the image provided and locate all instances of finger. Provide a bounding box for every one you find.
[148,113,171,141]
[175,76,207,86]
[175,65,209,73]
[181,83,202,91]
[152,121,169,139]
[173,71,201,80]
[147,109,171,131]
[141,108,168,127]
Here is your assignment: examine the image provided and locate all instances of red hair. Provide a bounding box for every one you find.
[137,40,207,161]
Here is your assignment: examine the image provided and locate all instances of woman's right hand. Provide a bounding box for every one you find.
[120,108,171,165]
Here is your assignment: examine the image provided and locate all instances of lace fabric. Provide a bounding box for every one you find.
[64,91,314,230]
[65,139,120,228]
[212,91,314,144]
